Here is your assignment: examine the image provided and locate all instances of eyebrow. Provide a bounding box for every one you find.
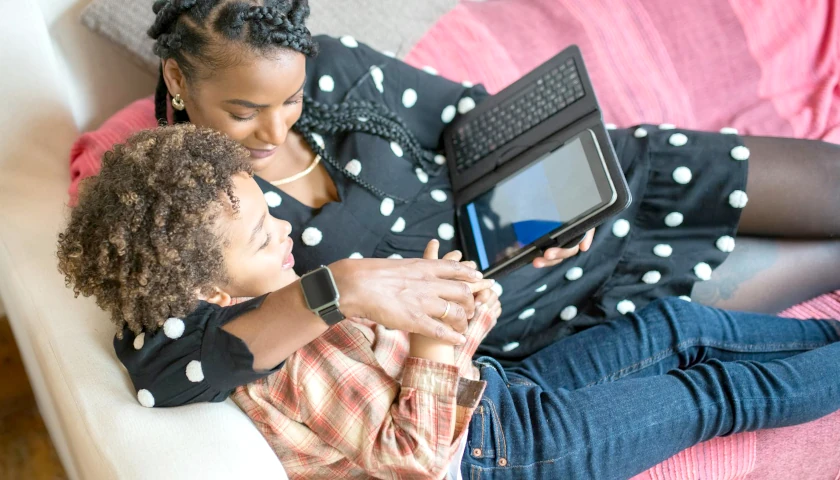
[223,76,307,109]
[250,211,267,245]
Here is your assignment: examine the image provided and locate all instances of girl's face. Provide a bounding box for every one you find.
[213,173,298,299]
[165,48,308,172]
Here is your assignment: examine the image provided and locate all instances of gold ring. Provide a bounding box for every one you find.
[440,301,451,320]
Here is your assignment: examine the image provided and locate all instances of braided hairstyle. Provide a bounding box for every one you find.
[148,0,438,201]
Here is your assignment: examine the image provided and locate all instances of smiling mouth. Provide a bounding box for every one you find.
[280,238,295,269]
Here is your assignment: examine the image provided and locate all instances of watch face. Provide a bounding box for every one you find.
[301,268,339,309]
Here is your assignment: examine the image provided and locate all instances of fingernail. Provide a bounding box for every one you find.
[490,279,497,285]
[472,270,483,279]
[458,335,467,345]
[475,301,483,308]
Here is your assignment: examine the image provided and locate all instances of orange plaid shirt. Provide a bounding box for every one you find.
[232,307,495,480]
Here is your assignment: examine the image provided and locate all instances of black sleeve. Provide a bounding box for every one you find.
[114,295,283,408]
[307,35,491,150]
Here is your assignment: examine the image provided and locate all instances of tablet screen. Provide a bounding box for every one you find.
[460,136,603,270]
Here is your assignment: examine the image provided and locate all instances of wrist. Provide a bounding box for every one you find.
[328,259,364,318]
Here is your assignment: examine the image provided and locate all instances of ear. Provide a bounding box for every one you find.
[200,286,234,307]
[161,58,187,97]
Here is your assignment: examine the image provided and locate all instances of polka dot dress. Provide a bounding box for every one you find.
[114,37,751,402]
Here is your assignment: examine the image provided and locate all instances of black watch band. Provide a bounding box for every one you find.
[300,266,346,326]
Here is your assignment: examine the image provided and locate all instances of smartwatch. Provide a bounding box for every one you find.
[299,266,345,326]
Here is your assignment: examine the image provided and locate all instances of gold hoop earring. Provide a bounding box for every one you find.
[171,93,185,111]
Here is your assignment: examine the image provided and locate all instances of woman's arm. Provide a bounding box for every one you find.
[224,256,491,371]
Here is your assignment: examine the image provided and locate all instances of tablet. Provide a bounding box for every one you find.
[456,129,619,277]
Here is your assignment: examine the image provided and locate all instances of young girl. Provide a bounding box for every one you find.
[58,125,840,479]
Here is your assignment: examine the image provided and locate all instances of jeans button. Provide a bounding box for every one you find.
[472,448,482,457]
[498,458,507,467]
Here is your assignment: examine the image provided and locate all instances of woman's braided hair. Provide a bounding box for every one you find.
[57,125,253,336]
[148,0,438,201]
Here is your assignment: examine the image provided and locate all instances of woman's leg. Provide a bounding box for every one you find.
[463,299,840,479]
[692,136,840,312]
[506,297,840,390]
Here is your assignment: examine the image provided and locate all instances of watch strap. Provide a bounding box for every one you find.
[318,304,345,326]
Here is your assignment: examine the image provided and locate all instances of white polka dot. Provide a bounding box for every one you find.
[716,235,736,253]
[344,159,362,176]
[302,227,323,246]
[339,35,358,48]
[535,284,548,293]
[311,132,325,150]
[133,333,145,350]
[605,123,617,130]
[729,190,749,209]
[137,389,155,408]
[634,127,648,138]
[318,75,335,92]
[491,282,504,297]
[402,88,418,108]
[617,299,636,315]
[659,123,676,130]
[434,154,446,165]
[612,219,631,238]
[438,223,455,240]
[380,197,395,216]
[458,97,476,114]
[679,295,692,302]
[565,267,583,281]
[720,127,739,135]
[422,65,439,75]
[370,66,384,93]
[382,50,396,58]
[441,105,457,123]
[560,305,578,321]
[653,244,673,257]
[665,212,684,227]
[669,133,688,147]
[358,117,369,122]
[415,168,429,184]
[642,270,662,284]
[390,141,403,157]
[388,253,403,259]
[672,166,692,184]
[264,191,282,208]
[730,145,750,161]
[694,262,713,281]
[518,308,536,320]
[163,318,185,339]
[186,360,204,383]
[430,189,447,202]
[462,80,474,88]
[482,215,495,231]
[349,252,363,259]
[391,217,406,233]
[501,341,520,352]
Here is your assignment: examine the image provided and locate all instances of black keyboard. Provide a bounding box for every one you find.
[451,58,584,172]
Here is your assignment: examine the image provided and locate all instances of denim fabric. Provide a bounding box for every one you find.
[462,297,840,480]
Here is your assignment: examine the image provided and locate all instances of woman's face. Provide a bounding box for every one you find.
[167,49,308,172]
[214,173,298,299]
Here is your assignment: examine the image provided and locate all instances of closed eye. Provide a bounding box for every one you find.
[230,111,258,122]
[258,233,272,251]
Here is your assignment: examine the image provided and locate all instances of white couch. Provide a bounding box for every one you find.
[0,0,289,478]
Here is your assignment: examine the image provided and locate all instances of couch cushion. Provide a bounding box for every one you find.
[81,0,458,73]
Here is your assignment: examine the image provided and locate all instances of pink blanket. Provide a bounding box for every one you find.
[404,1,840,478]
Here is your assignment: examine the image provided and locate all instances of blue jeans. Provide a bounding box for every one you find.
[461,297,840,479]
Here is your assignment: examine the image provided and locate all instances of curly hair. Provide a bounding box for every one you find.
[57,125,253,336]
[148,0,438,202]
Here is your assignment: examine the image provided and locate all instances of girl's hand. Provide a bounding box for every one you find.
[330,244,493,345]
[533,228,595,268]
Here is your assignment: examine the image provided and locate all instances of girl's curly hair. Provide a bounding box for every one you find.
[57,124,253,336]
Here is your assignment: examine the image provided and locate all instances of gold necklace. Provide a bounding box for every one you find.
[270,155,322,186]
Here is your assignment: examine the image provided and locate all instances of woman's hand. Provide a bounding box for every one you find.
[532,228,595,268]
[330,249,493,345]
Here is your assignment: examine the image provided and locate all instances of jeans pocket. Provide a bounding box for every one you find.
[468,398,506,461]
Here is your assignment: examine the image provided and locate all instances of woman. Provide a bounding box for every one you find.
[69,0,840,401]
[59,125,840,479]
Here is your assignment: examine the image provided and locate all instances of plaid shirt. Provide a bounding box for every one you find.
[232,306,495,480]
